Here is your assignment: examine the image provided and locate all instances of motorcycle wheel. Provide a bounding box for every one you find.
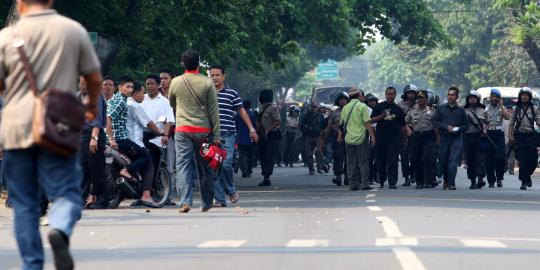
[151,164,171,205]
[105,165,122,209]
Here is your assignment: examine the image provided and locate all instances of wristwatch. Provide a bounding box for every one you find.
[91,136,99,141]
[250,127,256,133]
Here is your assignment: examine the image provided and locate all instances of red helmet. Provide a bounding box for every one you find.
[200,143,227,171]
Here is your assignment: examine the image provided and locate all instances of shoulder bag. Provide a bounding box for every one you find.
[12,27,85,156]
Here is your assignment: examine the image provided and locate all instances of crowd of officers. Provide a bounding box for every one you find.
[282,85,539,191]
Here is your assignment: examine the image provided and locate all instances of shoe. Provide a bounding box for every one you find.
[509,171,515,175]
[241,173,248,178]
[410,176,416,184]
[361,186,373,191]
[389,185,397,190]
[88,200,110,210]
[289,164,294,168]
[475,181,486,189]
[201,207,211,212]
[5,199,12,208]
[469,184,476,190]
[332,175,342,186]
[212,202,226,207]
[164,200,177,206]
[349,186,360,191]
[179,204,191,213]
[309,171,315,175]
[402,176,411,186]
[344,178,350,185]
[497,180,503,188]
[323,165,330,173]
[229,192,240,203]
[317,169,324,174]
[48,229,73,270]
[520,185,527,190]
[449,185,457,190]
[378,183,384,189]
[415,185,424,189]
[527,179,533,188]
[258,181,271,187]
[443,180,449,190]
[140,200,163,208]
[277,164,282,168]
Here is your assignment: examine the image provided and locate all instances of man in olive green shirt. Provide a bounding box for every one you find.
[340,90,376,190]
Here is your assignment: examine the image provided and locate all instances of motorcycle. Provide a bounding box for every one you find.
[104,118,172,209]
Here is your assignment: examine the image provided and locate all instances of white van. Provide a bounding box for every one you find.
[475,87,540,107]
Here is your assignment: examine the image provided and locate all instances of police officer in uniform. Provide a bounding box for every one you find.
[485,88,511,188]
[508,88,540,190]
[464,91,489,189]
[398,84,418,186]
[365,93,379,184]
[405,90,439,189]
[325,92,350,186]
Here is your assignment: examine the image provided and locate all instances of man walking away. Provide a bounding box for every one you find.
[257,90,281,186]
[0,0,102,268]
[507,88,540,190]
[169,49,221,212]
[341,90,376,191]
[371,87,407,189]
[301,103,325,175]
[434,87,468,190]
[485,88,511,188]
[405,90,439,189]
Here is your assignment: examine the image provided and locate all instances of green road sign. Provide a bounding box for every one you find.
[316,60,339,80]
[88,32,98,45]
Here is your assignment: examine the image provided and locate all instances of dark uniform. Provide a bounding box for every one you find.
[485,103,507,187]
[398,99,416,185]
[405,95,437,189]
[328,106,346,185]
[464,103,488,189]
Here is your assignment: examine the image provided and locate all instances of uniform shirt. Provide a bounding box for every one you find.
[340,99,371,145]
[0,10,100,150]
[258,104,280,132]
[142,93,175,148]
[433,103,468,136]
[464,107,488,134]
[107,92,129,140]
[218,86,243,133]
[485,104,504,128]
[127,97,152,147]
[286,115,299,128]
[328,107,343,133]
[371,101,406,139]
[398,99,416,115]
[509,105,540,133]
[405,104,435,132]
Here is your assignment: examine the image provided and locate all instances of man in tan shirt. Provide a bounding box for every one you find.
[0,1,102,269]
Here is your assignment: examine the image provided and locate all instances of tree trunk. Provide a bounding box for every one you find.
[522,35,540,76]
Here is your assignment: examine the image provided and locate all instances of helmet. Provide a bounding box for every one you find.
[518,87,533,102]
[200,142,227,171]
[467,90,481,100]
[334,91,350,105]
[490,88,501,98]
[365,93,379,101]
[403,84,418,94]
[290,105,300,112]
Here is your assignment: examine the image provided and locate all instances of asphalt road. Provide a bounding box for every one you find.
[1,165,539,270]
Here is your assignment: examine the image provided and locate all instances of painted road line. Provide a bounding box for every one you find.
[366,194,376,198]
[197,240,247,248]
[460,239,507,248]
[286,239,330,248]
[366,200,376,203]
[367,206,382,212]
[376,216,403,238]
[392,247,427,270]
[375,238,418,247]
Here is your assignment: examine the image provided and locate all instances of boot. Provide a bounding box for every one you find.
[410,176,416,184]
[258,176,271,186]
[402,176,411,186]
[476,178,486,189]
[497,179,503,188]
[332,175,342,186]
[469,178,477,189]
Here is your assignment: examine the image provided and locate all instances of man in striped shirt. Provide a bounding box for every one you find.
[209,65,258,207]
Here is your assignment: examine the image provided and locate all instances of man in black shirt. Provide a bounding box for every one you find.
[434,87,468,190]
[371,87,407,189]
[301,103,325,175]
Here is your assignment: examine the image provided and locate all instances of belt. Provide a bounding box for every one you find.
[488,126,503,131]
[413,130,434,135]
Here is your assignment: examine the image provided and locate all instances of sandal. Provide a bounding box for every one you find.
[229,193,240,204]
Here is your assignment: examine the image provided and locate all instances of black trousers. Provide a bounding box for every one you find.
[376,135,400,185]
[283,131,297,166]
[117,139,154,191]
[515,132,538,185]
[400,135,414,179]
[411,132,436,186]
[464,133,487,182]
[239,144,255,175]
[259,133,280,178]
[145,142,162,183]
[333,140,346,176]
[80,129,106,200]
[485,130,505,184]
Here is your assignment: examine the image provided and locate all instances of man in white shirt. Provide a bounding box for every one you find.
[142,74,174,178]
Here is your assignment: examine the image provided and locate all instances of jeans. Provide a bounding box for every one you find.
[80,129,107,200]
[117,139,153,191]
[5,147,83,270]
[438,135,464,186]
[214,132,237,205]
[239,145,254,175]
[485,130,505,184]
[175,132,214,209]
